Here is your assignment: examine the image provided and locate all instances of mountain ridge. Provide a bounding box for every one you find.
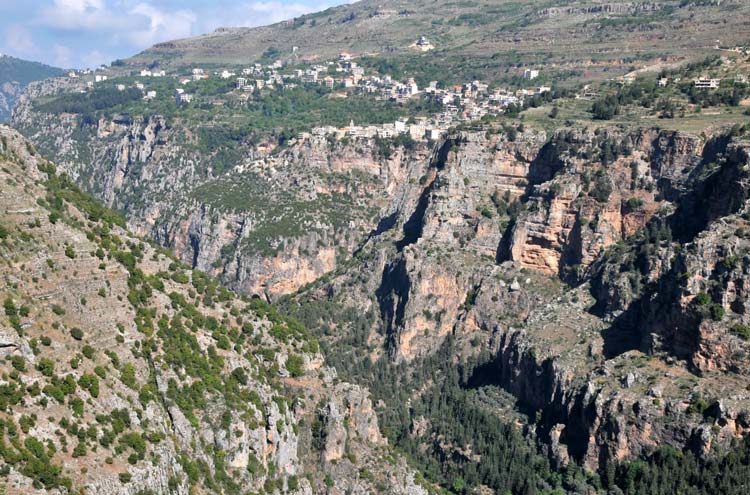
[123,0,750,84]
[0,55,63,122]
[0,124,428,495]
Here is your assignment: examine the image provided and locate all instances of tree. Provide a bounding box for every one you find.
[592,95,620,120]
[285,354,304,377]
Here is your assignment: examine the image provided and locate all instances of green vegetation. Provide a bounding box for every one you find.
[0,139,329,494]
[0,55,64,121]
[590,57,750,121]
[192,171,363,257]
[35,87,143,116]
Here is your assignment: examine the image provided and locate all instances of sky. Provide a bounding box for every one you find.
[0,0,349,69]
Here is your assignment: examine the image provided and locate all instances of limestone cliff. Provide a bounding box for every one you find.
[289,125,750,473]
[0,126,427,495]
[12,90,431,299]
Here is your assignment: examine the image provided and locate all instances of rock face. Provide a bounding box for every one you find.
[12,92,431,299]
[507,128,704,279]
[0,126,425,494]
[12,79,750,477]
[290,124,750,472]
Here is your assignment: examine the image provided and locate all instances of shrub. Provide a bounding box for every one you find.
[710,304,725,322]
[732,323,750,340]
[120,363,137,389]
[37,358,55,377]
[285,354,304,378]
[11,355,26,372]
[695,292,711,306]
[4,297,17,317]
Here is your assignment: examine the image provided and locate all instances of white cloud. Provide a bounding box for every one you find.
[2,0,352,68]
[80,49,112,68]
[237,1,324,26]
[5,25,36,55]
[37,0,126,31]
[30,0,198,65]
[127,3,196,46]
[198,1,344,32]
[52,44,73,67]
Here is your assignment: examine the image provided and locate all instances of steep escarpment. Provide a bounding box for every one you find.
[13,76,750,487]
[12,89,430,299]
[590,138,750,370]
[284,124,750,482]
[0,126,427,495]
[506,128,705,279]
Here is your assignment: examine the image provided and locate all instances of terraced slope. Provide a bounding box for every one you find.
[127,0,750,82]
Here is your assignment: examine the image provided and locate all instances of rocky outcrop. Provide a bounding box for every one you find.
[507,128,704,279]
[291,124,750,475]
[13,79,750,477]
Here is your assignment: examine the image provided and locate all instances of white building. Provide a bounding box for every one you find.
[694,77,721,89]
[523,69,539,80]
[175,89,193,104]
[415,35,434,51]
[406,79,419,96]
[395,118,408,133]
[425,128,443,140]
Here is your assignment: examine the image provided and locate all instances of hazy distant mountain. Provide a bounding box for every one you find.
[0,54,63,121]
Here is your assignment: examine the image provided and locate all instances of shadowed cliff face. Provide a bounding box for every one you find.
[591,139,750,370]
[287,125,750,472]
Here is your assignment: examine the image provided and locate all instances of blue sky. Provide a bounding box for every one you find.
[0,0,348,69]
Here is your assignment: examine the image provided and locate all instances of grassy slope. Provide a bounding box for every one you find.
[126,0,750,82]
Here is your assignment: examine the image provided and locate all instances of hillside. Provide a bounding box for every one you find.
[0,125,426,494]
[0,55,63,122]
[7,0,750,493]
[126,0,750,83]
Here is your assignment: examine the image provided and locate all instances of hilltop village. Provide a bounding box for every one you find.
[65,44,552,144]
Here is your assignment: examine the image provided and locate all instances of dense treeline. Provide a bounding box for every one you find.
[608,441,750,495]
[591,80,659,120]
[281,296,585,494]
[35,87,143,115]
[283,293,750,494]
